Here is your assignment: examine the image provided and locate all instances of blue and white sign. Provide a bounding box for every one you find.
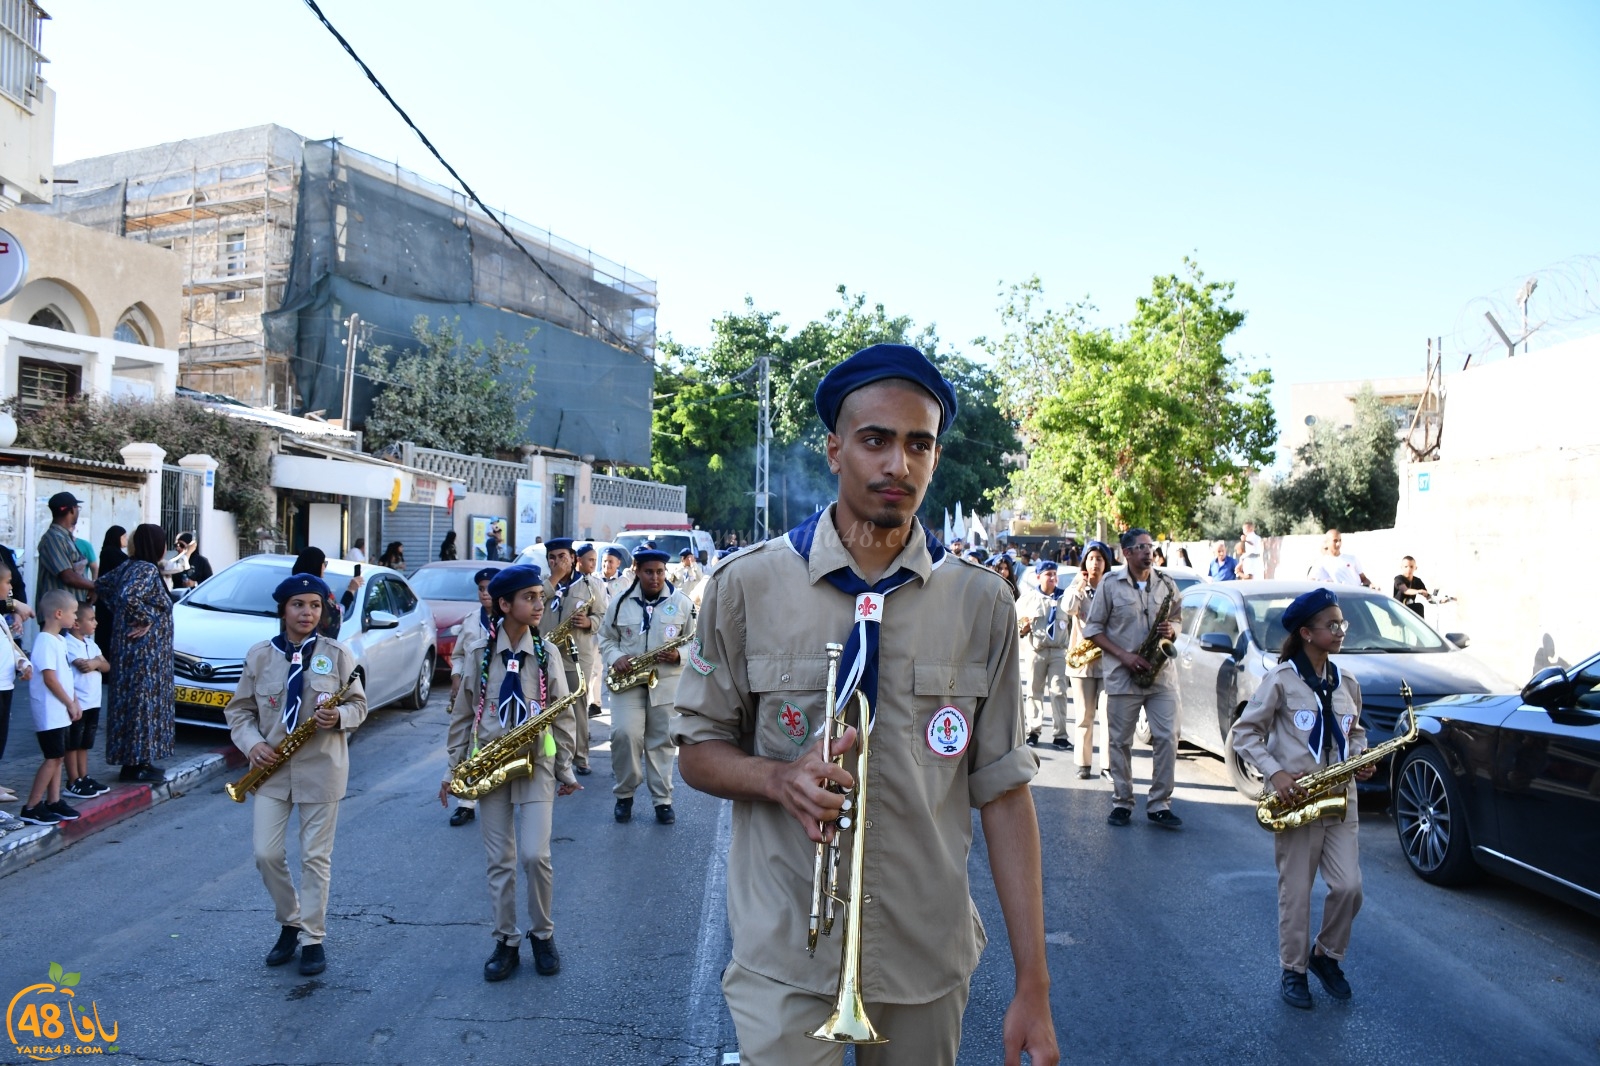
[1418,472,1431,493]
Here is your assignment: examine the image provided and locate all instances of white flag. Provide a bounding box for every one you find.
[943,508,953,544]
[953,502,967,542]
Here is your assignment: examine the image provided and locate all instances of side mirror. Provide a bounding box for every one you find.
[1199,633,1234,654]
[366,610,400,631]
[1521,667,1570,710]
[1445,632,1470,648]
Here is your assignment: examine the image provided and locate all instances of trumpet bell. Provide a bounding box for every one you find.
[807,998,886,1045]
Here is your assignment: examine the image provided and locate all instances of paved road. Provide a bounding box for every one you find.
[3,690,1597,1065]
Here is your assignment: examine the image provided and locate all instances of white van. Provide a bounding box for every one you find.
[614,528,716,569]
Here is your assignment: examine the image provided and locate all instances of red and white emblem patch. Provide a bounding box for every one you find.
[1340,713,1355,736]
[780,702,809,745]
[926,706,970,757]
[855,593,884,622]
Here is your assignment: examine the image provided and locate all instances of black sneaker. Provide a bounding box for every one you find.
[1147,810,1184,830]
[47,800,81,821]
[265,926,300,967]
[449,806,475,827]
[483,939,519,982]
[1052,737,1073,750]
[614,798,633,823]
[1281,969,1313,1009]
[655,804,675,825]
[588,704,603,718]
[65,779,98,798]
[530,935,561,976]
[1077,767,1093,780]
[18,804,61,826]
[298,943,326,976]
[1308,952,1351,1000]
[1107,807,1131,827]
[1027,730,1041,746]
[81,777,111,796]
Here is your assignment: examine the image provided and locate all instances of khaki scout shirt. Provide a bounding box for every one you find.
[599,582,696,709]
[225,636,367,804]
[1229,660,1366,788]
[447,625,577,802]
[1062,579,1103,679]
[1082,566,1181,695]
[671,508,1036,1004]
[450,609,487,678]
[539,573,605,683]
[1023,586,1070,653]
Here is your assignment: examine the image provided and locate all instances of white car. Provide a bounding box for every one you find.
[172,554,437,728]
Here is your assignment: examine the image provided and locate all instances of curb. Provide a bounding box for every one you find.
[0,745,245,880]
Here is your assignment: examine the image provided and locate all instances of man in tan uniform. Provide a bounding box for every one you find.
[538,538,602,776]
[574,543,609,717]
[1084,528,1184,829]
[673,343,1058,1066]
[1019,561,1072,750]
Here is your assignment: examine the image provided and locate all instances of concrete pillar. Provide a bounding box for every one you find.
[119,442,166,526]
[576,459,595,539]
[178,452,219,558]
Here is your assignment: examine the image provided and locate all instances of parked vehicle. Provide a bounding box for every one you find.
[511,539,630,575]
[408,560,509,674]
[615,529,714,568]
[171,555,437,728]
[1389,653,1600,918]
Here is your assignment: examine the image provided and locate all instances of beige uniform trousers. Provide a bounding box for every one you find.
[722,961,969,1066]
[1106,690,1178,812]
[1274,812,1362,972]
[563,659,590,767]
[1070,675,1106,770]
[610,687,675,805]
[477,767,556,946]
[252,796,340,945]
[1029,647,1069,740]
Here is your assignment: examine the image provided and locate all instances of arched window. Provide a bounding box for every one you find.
[28,306,68,331]
[114,319,146,345]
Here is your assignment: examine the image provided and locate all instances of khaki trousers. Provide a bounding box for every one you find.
[1070,675,1106,769]
[564,661,590,766]
[1106,690,1178,813]
[252,795,340,944]
[1029,647,1069,740]
[610,688,676,805]
[1274,812,1362,972]
[476,769,556,945]
[722,961,969,1066]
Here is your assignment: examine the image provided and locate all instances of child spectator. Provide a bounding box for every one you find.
[63,602,111,799]
[19,590,83,825]
[0,565,33,814]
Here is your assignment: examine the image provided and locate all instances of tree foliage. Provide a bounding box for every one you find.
[361,316,536,457]
[983,260,1277,536]
[1269,386,1400,533]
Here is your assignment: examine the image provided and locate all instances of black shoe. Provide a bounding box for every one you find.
[1281,968,1313,1010]
[449,806,475,827]
[1027,730,1041,746]
[1053,737,1073,750]
[18,804,61,826]
[81,777,111,796]
[655,804,675,825]
[118,765,143,782]
[266,926,300,966]
[119,765,165,784]
[1077,767,1093,780]
[483,939,519,982]
[1147,810,1184,830]
[574,763,592,776]
[588,704,603,718]
[46,800,80,821]
[297,943,326,976]
[530,935,561,975]
[1107,807,1131,827]
[1308,952,1351,1000]
[614,798,633,823]
[65,778,98,798]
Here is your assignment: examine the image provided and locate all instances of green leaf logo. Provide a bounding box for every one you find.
[62,972,80,987]
[48,961,62,983]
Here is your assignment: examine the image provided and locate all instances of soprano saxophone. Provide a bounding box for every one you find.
[448,667,586,800]
[226,671,360,802]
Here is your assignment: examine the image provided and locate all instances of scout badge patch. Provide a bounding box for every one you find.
[687,638,716,675]
[780,702,808,745]
[926,706,970,757]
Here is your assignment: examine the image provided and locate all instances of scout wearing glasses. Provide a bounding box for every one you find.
[1229,587,1371,1010]
[440,564,581,982]
[225,574,368,978]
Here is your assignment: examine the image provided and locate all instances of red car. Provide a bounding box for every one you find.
[407,560,509,674]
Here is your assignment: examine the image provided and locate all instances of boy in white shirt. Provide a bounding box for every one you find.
[64,602,111,799]
[19,590,82,826]
[0,565,33,815]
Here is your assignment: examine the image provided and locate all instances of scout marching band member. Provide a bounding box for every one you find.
[440,564,581,981]
[1063,540,1113,779]
[599,548,696,825]
[1083,527,1185,829]
[1018,560,1072,750]
[673,343,1058,1066]
[539,538,603,776]
[446,566,500,827]
[1229,588,1370,1010]
[574,543,609,718]
[226,574,368,977]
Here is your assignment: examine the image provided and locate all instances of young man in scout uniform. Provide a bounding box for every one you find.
[440,564,582,981]
[672,344,1059,1066]
[538,539,602,776]
[446,566,501,827]
[1084,527,1184,829]
[599,548,696,825]
[1019,560,1072,750]
[573,543,609,718]
[226,574,368,977]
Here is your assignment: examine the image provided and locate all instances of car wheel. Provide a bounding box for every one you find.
[1224,721,1266,799]
[402,652,435,710]
[1394,746,1478,885]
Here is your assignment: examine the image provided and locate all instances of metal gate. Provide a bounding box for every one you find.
[160,465,202,545]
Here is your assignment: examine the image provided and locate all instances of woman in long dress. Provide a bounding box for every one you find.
[95,523,175,784]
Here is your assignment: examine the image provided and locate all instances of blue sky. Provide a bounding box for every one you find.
[45,2,1600,455]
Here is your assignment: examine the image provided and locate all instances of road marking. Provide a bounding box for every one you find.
[1044,930,1078,946]
[687,799,733,1055]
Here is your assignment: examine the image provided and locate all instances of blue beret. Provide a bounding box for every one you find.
[544,538,574,555]
[1282,588,1339,634]
[574,542,595,558]
[604,546,626,560]
[488,564,543,603]
[814,343,959,436]
[985,554,1004,567]
[473,566,500,585]
[632,548,671,565]
[273,574,331,604]
[1083,540,1114,563]
[1034,560,1058,574]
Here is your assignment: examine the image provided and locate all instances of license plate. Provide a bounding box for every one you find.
[175,685,232,708]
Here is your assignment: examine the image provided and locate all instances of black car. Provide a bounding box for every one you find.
[1390,653,1600,917]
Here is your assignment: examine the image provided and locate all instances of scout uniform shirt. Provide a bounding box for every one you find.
[671,507,1036,1004]
[1062,579,1103,680]
[1082,566,1181,695]
[225,636,368,803]
[599,580,696,709]
[1024,585,1071,654]
[539,572,605,686]
[1229,659,1367,798]
[446,624,578,803]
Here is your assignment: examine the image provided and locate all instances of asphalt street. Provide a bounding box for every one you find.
[3,688,1597,1066]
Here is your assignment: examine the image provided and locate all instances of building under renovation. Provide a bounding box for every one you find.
[33,124,658,466]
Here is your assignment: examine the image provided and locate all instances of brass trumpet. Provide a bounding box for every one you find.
[806,642,885,1046]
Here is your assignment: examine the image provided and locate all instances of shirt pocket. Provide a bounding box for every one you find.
[747,653,829,763]
[910,659,991,767]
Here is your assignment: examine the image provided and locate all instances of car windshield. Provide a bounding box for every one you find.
[407,568,483,601]
[1244,592,1450,653]
[616,533,692,559]
[182,561,293,617]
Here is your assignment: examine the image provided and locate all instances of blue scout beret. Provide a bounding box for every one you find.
[473,566,499,585]
[1034,560,1058,574]
[1282,588,1339,634]
[574,542,595,558]
[544,538,574,555]
[814,343,959,436]
[679,547,694,558]
[632,548,671,566]
[488,564,543,604]
[273,574,331,604]
[604,546,626,561]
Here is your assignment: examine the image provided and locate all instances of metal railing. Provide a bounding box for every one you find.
[400,443,524,497]
[591,473,685,513]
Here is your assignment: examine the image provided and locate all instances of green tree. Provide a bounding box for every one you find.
[983,260,1277,536]
[1270,386,1400,532]
[361,316,535,456]
[642,344,759,540]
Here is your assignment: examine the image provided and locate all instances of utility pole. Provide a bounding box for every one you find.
[341,312,361,428]
[754,355,771,543]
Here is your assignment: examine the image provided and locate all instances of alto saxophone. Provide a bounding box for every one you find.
[1256,680,1420,832]
[606,632,696,694]
[1128,588,1177,687]
[1065,579,1102,668]
[546,595,594,661]
[226,671,360,802]
[448,665,586,800]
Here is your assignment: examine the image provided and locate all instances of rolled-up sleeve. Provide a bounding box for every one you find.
[671,570,750,748]
[968,585,1038,808]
